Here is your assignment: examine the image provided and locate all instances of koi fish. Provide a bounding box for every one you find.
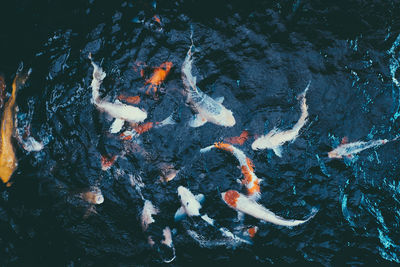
[251,81,311,157]
[145,62,173,95]
[80,186,104,204]
[181,43,235,127]
[141,200,176,263]
[133,113,176,134]
[221,190,317,227]
[0,66,31,186]
[328,137,399,159]
[225,130,249,145]
[117,95,141,105]
[101,154,117,171]
[158,163,179,183]
[200,142,261,199]
[88,54,147,133]
[175,186,252,245]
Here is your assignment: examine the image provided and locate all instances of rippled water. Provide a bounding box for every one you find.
[0,0,400,265]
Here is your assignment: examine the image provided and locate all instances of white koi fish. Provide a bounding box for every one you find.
[141,200,176,263]
[181,43,235,127]
[80,186,104,205]
[175,186,251,244]
[251,81,311,157]
[200,142,261,199]
[221,190,317,227]
[88,54,147,133]
[328,137,398,159]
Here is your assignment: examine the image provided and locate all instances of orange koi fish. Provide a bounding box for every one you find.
[80,186,104,204]
[145,62,173,95]
[225,130,249,145]
[0,67,30,186]
[222,190,317,227]
[117,95,141,105]
[101,154,117,171]
[200,142,261,199]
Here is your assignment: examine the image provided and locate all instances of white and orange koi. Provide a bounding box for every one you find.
[200,142,261,199]
[181,42,235,127]
[88,54,147,133]
[252,81,310,157]
[221,190,317,227]
[175,186,252,245]
[0,67,31,186]
[144,62,173,95]
[328,136,399,159]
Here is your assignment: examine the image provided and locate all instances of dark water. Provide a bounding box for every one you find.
[0,0,400,265]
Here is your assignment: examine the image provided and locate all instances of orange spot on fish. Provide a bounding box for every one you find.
[101,155,117,171]
[248,227,258,238]
[246,157,254,172]
[153,15,161,24]
[247,180,260,195]
[341,136,348,144]
[117,95,141,104]
[214,142,233,152]
[145,62,173,95]
[224,190,240,207]
[120,132,133,140]
[241,166,253,185]
[225,130,249,145]
[134,122,154,134]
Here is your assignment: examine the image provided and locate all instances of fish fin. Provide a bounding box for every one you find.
[272,146,283,157]
[195,194,205,203]
[158,113,177,127]
[199,145,214,153]
[201,214,214,226]
[188,114,207,127]
[174,207,186,221]
[236,211,245,222]
[110,118,125,133]
[236,179,242,184]
[214,96,224,104]
[341,136,348,144]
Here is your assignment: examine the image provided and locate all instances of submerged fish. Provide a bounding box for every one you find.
[175,186,252,245]
[181,43,235,127]
[251,81,311,157]
[0,67,31,186]
[88,54,147,133]
[328,137,398,159]
[200,142,261,199]
[221,190,317,227]
[145,62,173,95]
[80,186,104,204]
[141,200,176,263]
[225,130,249,145]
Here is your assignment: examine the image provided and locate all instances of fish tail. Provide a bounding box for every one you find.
[157,112,177,127]
[200,145,215,153]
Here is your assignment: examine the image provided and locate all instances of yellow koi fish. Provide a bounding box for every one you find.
[0,67,30,186]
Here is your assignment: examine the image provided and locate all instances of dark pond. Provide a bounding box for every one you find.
[0,0,399,265]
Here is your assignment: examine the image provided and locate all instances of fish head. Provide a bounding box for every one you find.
[220,109,236,127]
[251,136,273,150]
[328,150,340,159]
[94,193,104,204]
[177,186,201,216]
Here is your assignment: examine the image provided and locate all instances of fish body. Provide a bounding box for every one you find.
[0,68,30,185]
[328,138,390,159]
[80,186,104,204]
[181,44,235,127]
[221,190,316,227]
[141,200,176,263]
[200,142,261,199]
[88,54,147,131]
[251,82,310,157]
[145,62,173,95]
